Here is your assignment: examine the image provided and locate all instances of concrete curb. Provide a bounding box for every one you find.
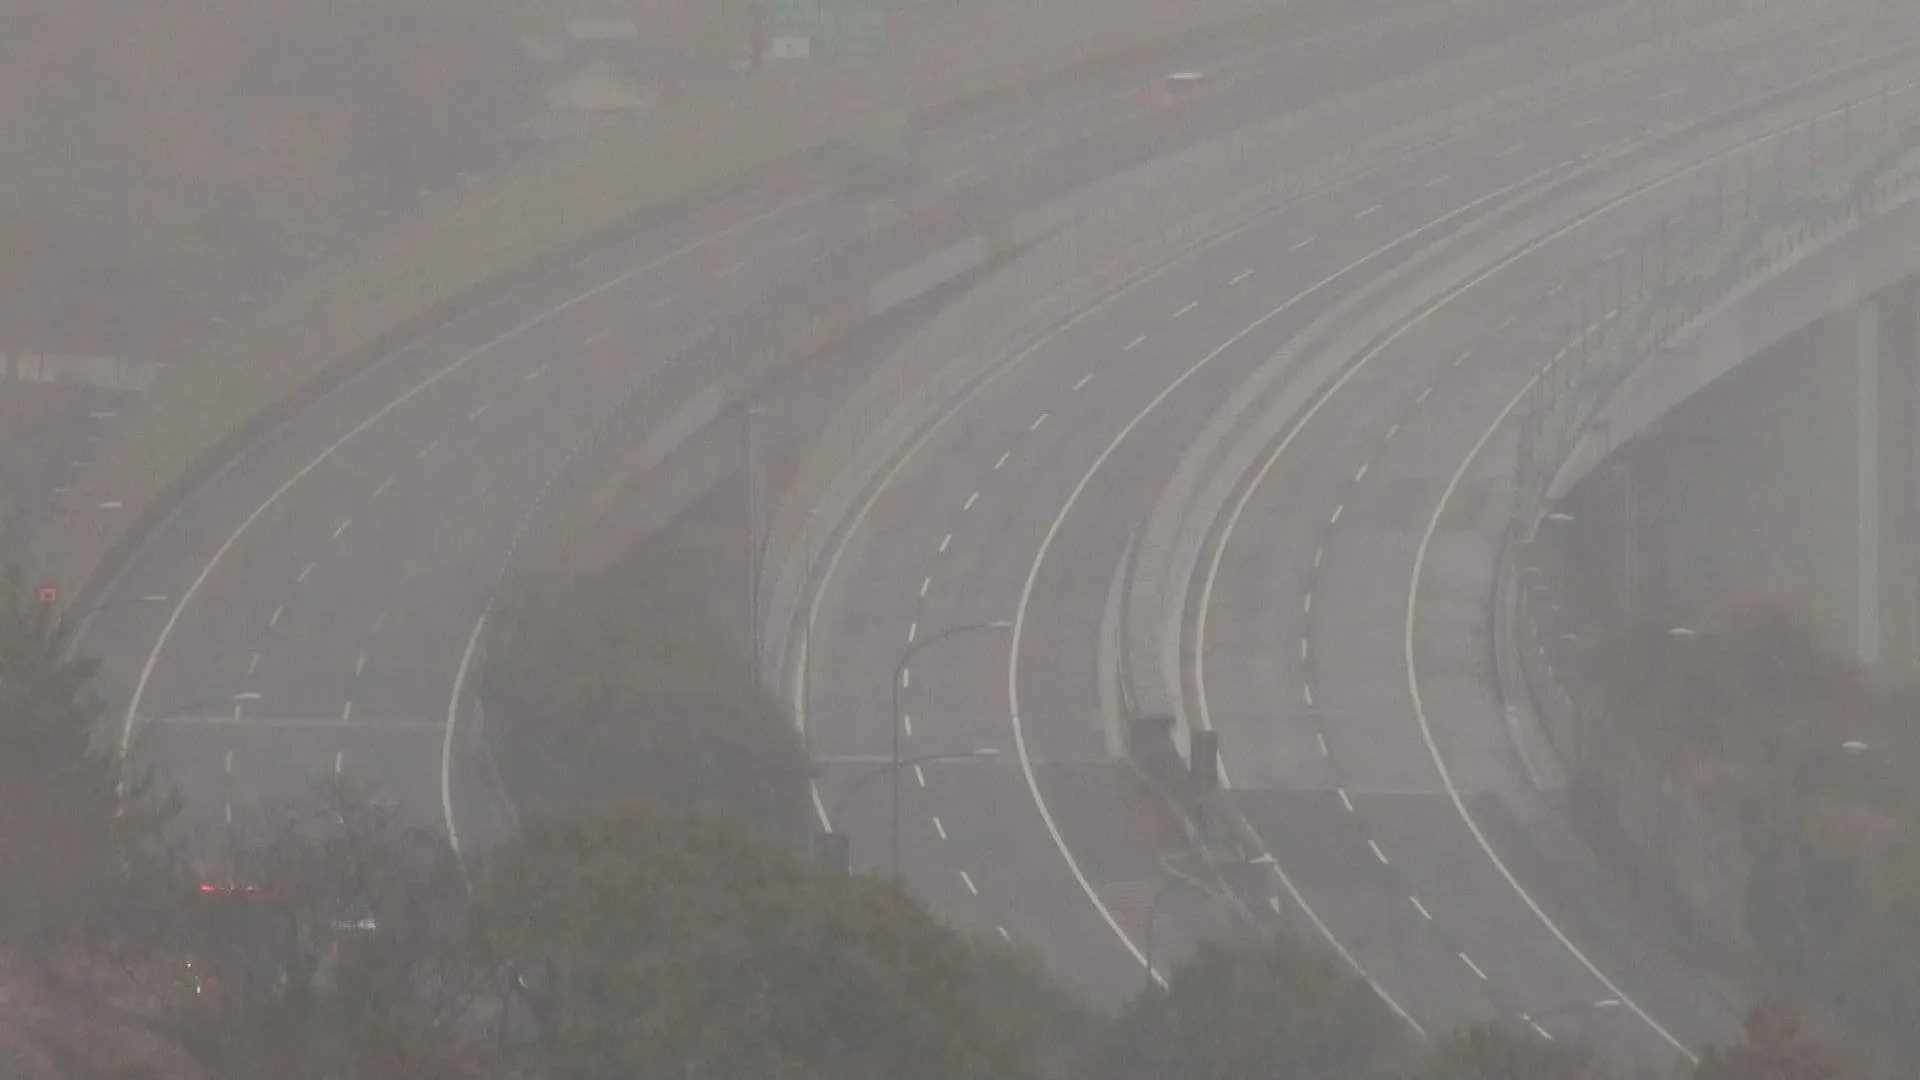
[1123,16,1920,760]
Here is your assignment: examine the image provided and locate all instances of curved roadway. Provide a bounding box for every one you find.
[802,6,1916,1066]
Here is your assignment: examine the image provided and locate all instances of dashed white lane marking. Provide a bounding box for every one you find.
[939,533,953,553]
[787,230,818,245]
[1303,592,1312,614]
[1531,1020,1557,1041]
[1558,158,1576,169]
[1453,348,1470,366]
[1329,504,1343,526]
[914,765,927,787]
[1652,85,1684,101]
[1174,300,1199,318]
[341,701,354,723]
[902,713,913,736]
[1574,115,1605,129]
[644,293,676,311]
[98,501,123,510]
[1415,386,1433,404]
[1548,283,1563,296]
[355,654,367,678]
[522,364,549,384]
[1338,787,1354,812]
[1605,307,1620,321]
[583,330,608,346]
[1317,733,1329,757]
[998,926,1012,942]
[1354,204,1382,220]
[715,260,748,279]
[1290,235,1316,251]
[1496,314,1517,330]
[1313,547,1323,568]
[1230,269,1256,285]
[920,576,931,598]
[372,477,395,499]
[89,411,118,421]
[1030,412,1049,431]
[934,816,947,840]
[1460,952,1489,981]
[908,622,918,644]
[964,490,979,511]
[1424,173,1451,188]
[297,563,315,583]
[333,519,351,539]
[334,750,344,775]
[248,651,261,675]
[1300,638,1309,659]
[269,606,284,628]
[417,440,438,459]
[1353,461,1368,483]
[1495,141,1525,158]
[1369,840,1390,865]
[468,402,492,422]
[1302,684,1314,706]
[1072,373,1094,391]
[1411,895,1433,920]
[961,870,980,895]
[1124,334,1146,352]
[225,749,234,774]
[902,668,911,689]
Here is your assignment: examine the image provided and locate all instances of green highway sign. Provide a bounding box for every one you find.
[766,0,886,58]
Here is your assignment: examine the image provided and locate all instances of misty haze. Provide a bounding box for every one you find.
[3,0,1918,1076]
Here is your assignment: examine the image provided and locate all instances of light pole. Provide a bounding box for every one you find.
[828,748,998,836]
[891,621,1012,875]
[1142,876,1204,992]
[1520,997,1621,1036]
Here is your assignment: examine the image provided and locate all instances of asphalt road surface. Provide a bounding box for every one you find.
[64,0,1907,1061]
[804,5,1912,1057]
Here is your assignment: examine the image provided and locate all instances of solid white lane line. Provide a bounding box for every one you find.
[1369,840,1390,865]
[1030,413,1049,431]
[1073,374,1094,391]
[373,477,395,499]
[1354,204,1382,220]
[1460,952,1489,980]
[1124,334,1146,352]
[1230,269,1256,285]
[1338,787,1354,811]
[961,871,979,895]
[297,563,315,583]
[1175,301,1199,318]
[468,402,492,421]
[934,816,947,840]
[1411,896,1433,920]
[333,519,351,539]
[269,606,284,628]
[522,364,549,384]
[1407,348,1695,1062]
[1290,235,1317,251]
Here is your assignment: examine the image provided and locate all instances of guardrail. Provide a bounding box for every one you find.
[1504,75,1920,950]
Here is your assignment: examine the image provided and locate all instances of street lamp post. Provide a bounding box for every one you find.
[890,621,1012,876]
